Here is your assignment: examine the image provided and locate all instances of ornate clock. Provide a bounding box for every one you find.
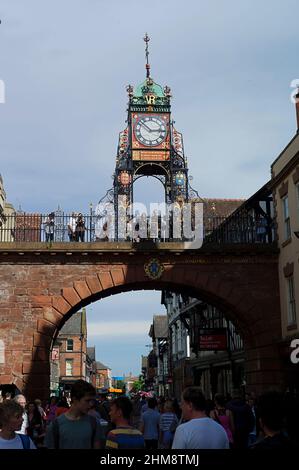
[134,115,167,147]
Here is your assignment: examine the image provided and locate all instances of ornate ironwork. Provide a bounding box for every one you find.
[143,33,151,79]
[95,35,208,241]
[0,212,276,245]
[188,182,201,200]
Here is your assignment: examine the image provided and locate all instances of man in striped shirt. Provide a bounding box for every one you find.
[105,397,145,450]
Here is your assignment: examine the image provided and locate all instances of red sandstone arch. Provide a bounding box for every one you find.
[0,252,283,399]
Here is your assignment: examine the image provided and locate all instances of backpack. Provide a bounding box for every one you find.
[19,434,31,449]
[52,415,97,449]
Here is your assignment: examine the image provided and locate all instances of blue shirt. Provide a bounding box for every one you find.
[106,427,145,449]
[141,409,160,440]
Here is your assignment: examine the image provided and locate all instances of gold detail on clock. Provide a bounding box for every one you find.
[145,94,156,105]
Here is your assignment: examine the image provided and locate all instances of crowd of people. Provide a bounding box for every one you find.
[0,380,298,450]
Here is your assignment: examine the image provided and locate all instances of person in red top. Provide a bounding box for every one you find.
[45,397,58,423]
[55,398,70,417]
[210,394,234,447]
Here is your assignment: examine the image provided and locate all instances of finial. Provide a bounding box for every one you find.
[164,85,172,97]
[126,84,134,97]
[143,33,151,79]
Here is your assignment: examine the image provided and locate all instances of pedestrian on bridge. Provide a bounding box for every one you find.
[43,212,55,242]
[75,213,86,242]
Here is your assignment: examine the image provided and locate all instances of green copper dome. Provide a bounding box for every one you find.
[130,77,171,106]
[134,78,165,98]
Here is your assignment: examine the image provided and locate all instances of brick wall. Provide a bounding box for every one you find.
[0,249,283,399]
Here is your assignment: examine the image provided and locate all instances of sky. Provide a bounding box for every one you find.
[87,291,164,378]
[1,0,299,375]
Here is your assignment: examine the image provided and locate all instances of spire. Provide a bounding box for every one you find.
[143,33,151,79]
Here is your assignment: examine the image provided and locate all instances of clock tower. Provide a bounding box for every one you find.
[97,34,199,241]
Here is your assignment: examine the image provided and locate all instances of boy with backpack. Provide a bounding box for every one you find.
[0,401,36,449]
[44,380,104,449]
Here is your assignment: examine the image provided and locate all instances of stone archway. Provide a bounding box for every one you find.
[0,248,283,399]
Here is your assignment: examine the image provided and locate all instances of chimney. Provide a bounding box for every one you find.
[295,89,299,132]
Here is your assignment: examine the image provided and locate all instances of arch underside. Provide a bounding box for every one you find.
[134,163,169,177]
[54,280,250,346]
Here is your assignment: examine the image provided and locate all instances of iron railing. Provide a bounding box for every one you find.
[0,212,275,244]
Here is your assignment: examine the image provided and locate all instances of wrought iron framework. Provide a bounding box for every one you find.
[0,211,276,244]
[95,35,201,241]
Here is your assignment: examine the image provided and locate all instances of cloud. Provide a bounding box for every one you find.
[88,321,151,337]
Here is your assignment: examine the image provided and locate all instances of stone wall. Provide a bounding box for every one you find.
[0,248,283,399]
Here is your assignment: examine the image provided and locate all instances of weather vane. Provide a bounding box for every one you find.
[143,33,151,79]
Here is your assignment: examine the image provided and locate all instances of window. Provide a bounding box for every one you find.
[65,359,73,376]
[287,276,297,326]
[282,196,291,240]
[66,339,73,351]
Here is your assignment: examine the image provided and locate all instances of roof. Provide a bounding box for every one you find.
[59,311,86,336]
[87,347,96,361]
[96,361,111,370]
[134,79,165,98]
[202,198,245,218]
[210,182,272,220]
[150,315,168,339]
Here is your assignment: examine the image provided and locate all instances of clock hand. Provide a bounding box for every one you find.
[140,121,152,132]
[147,126,160,133]
[140,121,161,133]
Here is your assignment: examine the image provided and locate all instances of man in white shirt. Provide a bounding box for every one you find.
[68,212,77,241]
[172,387,229,449]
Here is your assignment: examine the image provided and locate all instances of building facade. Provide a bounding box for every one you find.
[95,361,112,392]
[162,292,245,400]
[148,315,169,397]
[271,108,299,394]
[161,291,190,399]
[50,309,88,395]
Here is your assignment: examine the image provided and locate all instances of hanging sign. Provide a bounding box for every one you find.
[198,328,227,351]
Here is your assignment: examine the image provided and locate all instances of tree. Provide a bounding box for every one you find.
[131,376,145,393]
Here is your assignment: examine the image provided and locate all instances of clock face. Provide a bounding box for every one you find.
[135,115,167,147]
